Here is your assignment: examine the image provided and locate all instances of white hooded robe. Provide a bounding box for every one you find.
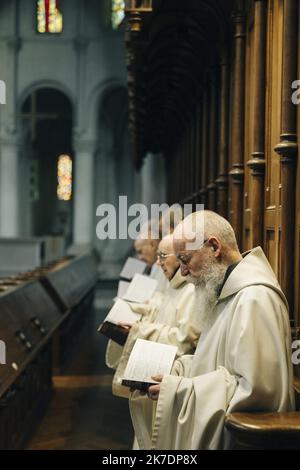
[140,247,295,450]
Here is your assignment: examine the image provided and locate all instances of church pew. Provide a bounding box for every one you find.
[11,254,98,370]
[0,253,98,448]
[0,280,63,449]
[38,254,98,370]
[225,377,300,449]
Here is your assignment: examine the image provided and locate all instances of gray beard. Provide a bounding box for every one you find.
[187,262,228,332]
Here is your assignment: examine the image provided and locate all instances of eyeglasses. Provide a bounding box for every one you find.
[157,251,175,261]
[176,239,209,265]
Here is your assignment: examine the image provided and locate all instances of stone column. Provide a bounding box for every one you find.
[0,133,19,237]
[72,139,96,247]
[141,152,166,211]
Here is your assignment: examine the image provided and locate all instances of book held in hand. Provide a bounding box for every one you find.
[120,257,147,280]
[121,339,177,391]
[97,299,141,346]
[99,321,129,346]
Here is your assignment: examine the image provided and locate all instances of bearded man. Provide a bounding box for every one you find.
[145,210,295,450]
[109,234,201,449]
[111,234,200,389]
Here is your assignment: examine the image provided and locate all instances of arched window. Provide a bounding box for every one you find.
[57,155,72,201]
[112,0,125,29]
[37,0,63,34]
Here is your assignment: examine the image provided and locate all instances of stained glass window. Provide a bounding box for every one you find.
[37,0,63,34]
[112,0,125,29]
[57,155,72,201]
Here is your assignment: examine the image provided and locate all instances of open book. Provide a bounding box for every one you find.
[97,299,141,346]
[117,280,130,299]
[121,339,177,391]
[122,273,158,303]
[120,257,147,280]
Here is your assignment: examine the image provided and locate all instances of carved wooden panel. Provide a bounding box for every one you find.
[264,0,283,276]
[243,4,255,252]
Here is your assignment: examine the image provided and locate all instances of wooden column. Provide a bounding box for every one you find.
[200,81,209,207]
[207,69,218,211]
[247,0,267,247]
[274,0,298,313]
[229,1,246,248]
[216,48,229,218]
[195,103,202,205]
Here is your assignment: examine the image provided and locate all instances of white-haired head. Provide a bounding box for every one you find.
[173,210,239,252]
[156,233,180,280]
[173,211,242,331]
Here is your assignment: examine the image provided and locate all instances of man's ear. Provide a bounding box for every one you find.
[209,237,221,257]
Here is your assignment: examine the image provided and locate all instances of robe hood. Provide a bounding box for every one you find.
[218,246,288,309]
[169,267,187,290]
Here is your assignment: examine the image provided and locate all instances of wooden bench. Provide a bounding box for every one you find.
[225,377,300,449]
[0,253,98,449]
[11,254,98,371]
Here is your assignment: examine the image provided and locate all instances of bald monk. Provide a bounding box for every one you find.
[106,234,200,369]
[105,230,169,370]
[146,210,295,450]
[134,222,168,302]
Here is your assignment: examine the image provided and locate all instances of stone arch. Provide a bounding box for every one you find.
[18,85,74,240]
[18,79,74,115]
[85,77,127,140]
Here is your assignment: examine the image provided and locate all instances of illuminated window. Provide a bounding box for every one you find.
[37,0,63,34]
[112,0,125,29]
[57,155,72,201]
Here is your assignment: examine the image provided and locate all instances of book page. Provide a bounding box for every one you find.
[120,257,147,280]
[104,298,141,325]
[123,339,177,383]
[117,280,130,298]
[122,274,158,303]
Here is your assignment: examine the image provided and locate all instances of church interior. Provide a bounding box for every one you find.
[0,0,300,452]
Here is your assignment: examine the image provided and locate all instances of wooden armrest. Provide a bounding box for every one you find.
[225,377,300,448]
[226,412,300,435]
[225,412,300,449]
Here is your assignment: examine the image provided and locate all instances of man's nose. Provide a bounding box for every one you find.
[180,264,189,276]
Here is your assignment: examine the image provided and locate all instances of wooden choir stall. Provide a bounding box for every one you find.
[124,0,300,449]
[0,253,98,449]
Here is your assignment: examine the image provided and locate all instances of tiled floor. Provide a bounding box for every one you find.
[27,284,134,450]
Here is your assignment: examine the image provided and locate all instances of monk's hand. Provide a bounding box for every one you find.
[147,375,163,401]
[118,322,132,330]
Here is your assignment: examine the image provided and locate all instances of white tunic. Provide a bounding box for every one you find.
[140,247,295,450]
[112,268,200,399]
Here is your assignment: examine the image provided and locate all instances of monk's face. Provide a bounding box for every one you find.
[174,237,217,280]
[134,239,158,266]
[156,239,180,280]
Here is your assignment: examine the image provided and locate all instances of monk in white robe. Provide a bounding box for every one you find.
[105,227,169,370]
[134,229,168,305]
[146,210,295,450]
[111,235,201,449]
[109,235,200,385]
